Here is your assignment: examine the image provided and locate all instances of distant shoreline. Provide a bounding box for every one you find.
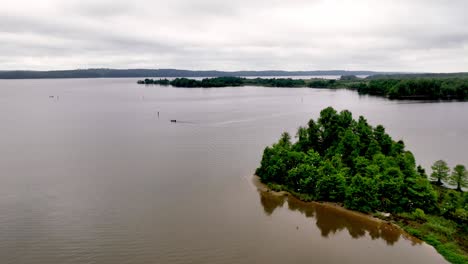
[0,69,385,79]
[3,68,468,80]
[138,76,468,101]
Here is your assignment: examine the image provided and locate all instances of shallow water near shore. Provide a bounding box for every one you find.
[1,78,465,263]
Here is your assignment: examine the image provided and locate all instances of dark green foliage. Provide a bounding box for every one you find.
[316,170,346,202]
[244,78,306,87]
[256,107,442,214]
[256,107,468,260]
[378,167,405,212]
[357,78,468,100]
[449,165,468,192]
[170,77,244,87]
[431,160,450,185]
[138,77,306,88]
[140,78,170,85]
[307,79,337,88]
[138,76,468,101]
[338,77,468,100]
[345,174,380,212]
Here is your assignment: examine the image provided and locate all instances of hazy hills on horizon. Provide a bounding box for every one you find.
[1,68,467,80]
[0,68,391,79]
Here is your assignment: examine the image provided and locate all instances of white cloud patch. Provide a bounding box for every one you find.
[0,0,467,71]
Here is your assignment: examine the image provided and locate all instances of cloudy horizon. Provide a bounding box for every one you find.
[1,0,468,72]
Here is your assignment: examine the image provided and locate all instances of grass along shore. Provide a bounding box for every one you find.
[255,107,467,263]
[257,178,467,264]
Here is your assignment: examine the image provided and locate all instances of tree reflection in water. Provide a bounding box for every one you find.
[258,190,421,246]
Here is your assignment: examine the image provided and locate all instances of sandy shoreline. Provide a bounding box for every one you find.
[252,175,422,243]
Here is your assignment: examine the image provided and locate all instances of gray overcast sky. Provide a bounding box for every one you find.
[1,0,467,72]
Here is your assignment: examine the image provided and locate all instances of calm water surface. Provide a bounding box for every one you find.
[1,78,465,264]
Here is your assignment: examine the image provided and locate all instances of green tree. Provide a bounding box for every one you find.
[278,132,292,148]
[355,116,372,156]
[257,107,442,215]
[378,167,405,212]
[449,164,468,191]
[255,107,468,262]
[318,107,339,151]
[307,119,321,151]
[337,110,353,129]
[430,160,450,185]
[405,176,438,213]
[336,129,360,168]
[439,190,461,215]
[316,171,346,202]
[345,174,380,212]
[365,139,381,158]
[315,161,346,202]
[287,163,317,192]
[417,165,427,178]
[373,125,393,155]
[294,126,309,152]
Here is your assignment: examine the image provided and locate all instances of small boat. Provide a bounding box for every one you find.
[171,120,177,123]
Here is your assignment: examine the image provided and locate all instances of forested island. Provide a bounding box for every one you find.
[138,76,307,88]
[138,76,468,100]
[255,107,467,263]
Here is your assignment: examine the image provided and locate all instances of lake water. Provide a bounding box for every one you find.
[1,78,465,263]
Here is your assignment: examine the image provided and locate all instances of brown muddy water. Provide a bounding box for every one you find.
[1,78,464,263]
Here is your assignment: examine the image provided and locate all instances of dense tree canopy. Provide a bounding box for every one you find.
[138,77,305,88]
[256,107,466,219]
[255,108,468,262]
[256,107,440,214]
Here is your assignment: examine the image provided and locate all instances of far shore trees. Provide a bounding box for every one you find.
[138,76,468,100]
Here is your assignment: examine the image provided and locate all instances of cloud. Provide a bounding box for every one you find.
[0,0,467,71]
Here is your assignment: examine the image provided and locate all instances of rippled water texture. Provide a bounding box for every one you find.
[1,78,464,263]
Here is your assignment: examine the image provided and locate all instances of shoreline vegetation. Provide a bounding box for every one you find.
[255,107,467,263]
[138,75,468,100]
[253,175,423,242]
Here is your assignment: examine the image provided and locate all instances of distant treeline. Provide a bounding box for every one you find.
[357,79,468,100]
[293,76,468,100]
[140,77,345,88]
[368,72,468,79]
[138,76,468,100]
[0,69,382,79]
[138,77,308,87]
